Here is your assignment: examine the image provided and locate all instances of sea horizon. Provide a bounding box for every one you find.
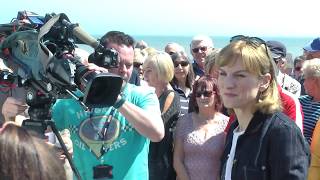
[83,35,316,61]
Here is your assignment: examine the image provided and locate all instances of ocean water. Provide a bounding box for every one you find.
[82,35,314,61]
[133,35,314,59]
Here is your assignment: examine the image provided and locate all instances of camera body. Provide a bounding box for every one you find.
[0,12,123,109]
[89,45,119,69]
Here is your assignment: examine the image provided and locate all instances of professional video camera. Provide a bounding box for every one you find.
[0,11,124,180]
[0,11,123,108]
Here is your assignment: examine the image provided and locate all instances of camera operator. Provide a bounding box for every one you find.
[0,57,28,125]
[51,31,164,180]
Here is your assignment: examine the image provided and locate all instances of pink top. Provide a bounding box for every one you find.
[175,113,228,180]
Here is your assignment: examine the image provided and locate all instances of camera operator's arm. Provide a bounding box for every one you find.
[2,97,28,122]
[116,94,164,142]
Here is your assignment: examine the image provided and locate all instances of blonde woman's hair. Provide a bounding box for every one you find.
[302,58,320,78]
[143,51,174,83]
[216,40,281,114]
[141,47,157,57]
[133,48,147,64]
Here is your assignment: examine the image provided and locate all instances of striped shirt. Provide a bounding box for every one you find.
[299,95,320,144]
[173,86,191,117]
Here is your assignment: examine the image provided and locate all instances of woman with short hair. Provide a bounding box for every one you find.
[143,51,180,180]
[299,58,320,144]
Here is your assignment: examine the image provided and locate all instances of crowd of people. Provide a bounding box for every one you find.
[0,29,319,180]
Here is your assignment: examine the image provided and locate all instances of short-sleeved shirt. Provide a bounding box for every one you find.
[299,95,320,144]
[52,83,160,180]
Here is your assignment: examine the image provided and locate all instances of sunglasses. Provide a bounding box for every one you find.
[196,90,214,98]
[133,62,143,68]
[230,35,270,58]
[192,46,208,53]
[168,52,175,55]
[295,66,302,71]
[273,57,285,64]
[174,61,189,68]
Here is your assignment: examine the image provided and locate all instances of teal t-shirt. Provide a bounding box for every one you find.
[52,84,160,180]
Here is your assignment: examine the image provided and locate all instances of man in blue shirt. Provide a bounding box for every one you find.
[52,31,164,180]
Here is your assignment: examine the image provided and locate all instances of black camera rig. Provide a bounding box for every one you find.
[0,11,123,108]
[0,11,124,180]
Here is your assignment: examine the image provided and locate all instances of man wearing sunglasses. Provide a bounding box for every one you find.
[267,40,301,97]
[190,35,214,79]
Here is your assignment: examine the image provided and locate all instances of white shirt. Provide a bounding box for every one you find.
[277,71,301,97]
[224,127,245,180]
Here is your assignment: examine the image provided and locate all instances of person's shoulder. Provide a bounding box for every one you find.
[214,113,229,132]
[284,73,300,84]
[284,74,301,89]
[53,98,79,108]
[177,113,193,128]
[279,88,299,104]
[299,94,312,101]
[124,84,158,107]
[269,112,300,130]
[126,83,155,95]
[169,90,180,100]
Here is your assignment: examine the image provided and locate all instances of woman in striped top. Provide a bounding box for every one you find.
[170,52,195,117]
[299,58,320,144]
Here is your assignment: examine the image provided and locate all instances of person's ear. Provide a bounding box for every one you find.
[259,73,271,92]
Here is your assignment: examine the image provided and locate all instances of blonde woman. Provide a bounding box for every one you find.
[217,35,309,180]
[143,51,180,180]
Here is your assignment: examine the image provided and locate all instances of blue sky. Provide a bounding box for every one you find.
[1,0,319,37]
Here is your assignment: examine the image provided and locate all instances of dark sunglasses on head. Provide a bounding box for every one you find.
[133,62,143,68]
[174,61,189,68]
[230,35,270,58]
[168,51,175,55]
[196,90,214,98]
[192,46,208,53]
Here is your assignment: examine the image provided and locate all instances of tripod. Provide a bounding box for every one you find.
[21,91,82,180]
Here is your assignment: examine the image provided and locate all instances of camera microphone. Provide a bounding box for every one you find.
[61,19,99,49]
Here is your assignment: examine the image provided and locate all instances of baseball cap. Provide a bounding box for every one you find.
[303,37,320,52]
[266,41,287,59]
